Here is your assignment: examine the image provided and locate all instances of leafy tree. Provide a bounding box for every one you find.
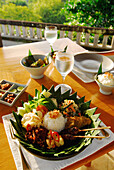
[62,0,114,28]
[39,1,66,24]
[0,0,6,7]
[29,0,66,24]
[8,0,28,6]
[0,3,41,21]
[0,0,66,24]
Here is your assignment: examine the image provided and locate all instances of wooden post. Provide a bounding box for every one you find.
[111,36,114,49]
[60,30,65,38]
[93,34,99,47]
[76,32,81,44]
[85,33,90,46]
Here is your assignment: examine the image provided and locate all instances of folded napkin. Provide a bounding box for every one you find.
[72,66,95,83]
[2,114,114,170]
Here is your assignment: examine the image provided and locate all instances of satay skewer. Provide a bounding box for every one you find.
[74,126,111,139]
[74,135,106,139]
[80,126,111,132]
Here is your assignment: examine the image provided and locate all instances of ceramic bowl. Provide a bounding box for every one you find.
[20,54,51,79]
[94,74,114,95]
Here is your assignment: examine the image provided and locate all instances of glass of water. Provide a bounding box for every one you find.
[55,51,74,93]
[45,26,57,47]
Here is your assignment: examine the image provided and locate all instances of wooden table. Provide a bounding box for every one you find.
[0,38,114,170]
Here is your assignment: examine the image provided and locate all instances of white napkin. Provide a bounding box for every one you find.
[72,66,95,83]
[2,114,114,170]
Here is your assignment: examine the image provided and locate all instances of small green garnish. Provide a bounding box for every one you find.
[63,45,68,52]
[17,86,24,92]
[51,46,54,53]
[97,63,102,75]
[10,89,17,93]
[29,49,32,56]
[42,63,46,67]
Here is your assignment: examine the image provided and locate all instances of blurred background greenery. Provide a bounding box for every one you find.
[0,0,113,44]
[0,0,113,28]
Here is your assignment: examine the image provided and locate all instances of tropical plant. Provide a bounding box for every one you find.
[62,0,114,28]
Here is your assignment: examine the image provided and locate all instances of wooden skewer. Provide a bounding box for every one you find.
[74,135,106,139]
[80,126,111,132]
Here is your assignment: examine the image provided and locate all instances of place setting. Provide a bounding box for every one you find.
[72,52,114,83]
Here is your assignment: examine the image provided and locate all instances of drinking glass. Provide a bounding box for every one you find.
[55,51,74,93]
[45,26,57,48]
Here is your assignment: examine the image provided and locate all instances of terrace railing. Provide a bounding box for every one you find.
[0,19,114,50]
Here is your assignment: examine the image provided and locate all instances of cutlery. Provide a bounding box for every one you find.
[9,124,30,170]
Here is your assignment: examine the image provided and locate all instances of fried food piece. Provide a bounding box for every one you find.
[25,126,48,147]
[31,59,44,67]
[24,55,36,66]
[44,56,49,65]
[0,83,11,90]
[65,116,91,129]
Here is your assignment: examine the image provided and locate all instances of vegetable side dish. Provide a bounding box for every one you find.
[23,55,49,68]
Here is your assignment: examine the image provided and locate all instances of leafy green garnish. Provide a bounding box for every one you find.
[51,46,54,53]
[97,63,102,75]
[23,50,36,67]
[63,45,68,52]
[29,49,32,56]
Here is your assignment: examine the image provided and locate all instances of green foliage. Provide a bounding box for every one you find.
[0,3,41,21]
[8,0,28,6]
[29,0,66,24]
[62,0,114,28]
[0,0,65,24]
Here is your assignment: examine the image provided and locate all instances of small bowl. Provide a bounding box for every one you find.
[94,74,114,95]
[20,54,51,79]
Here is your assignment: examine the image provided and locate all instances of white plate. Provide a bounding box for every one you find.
[74,53,114,73]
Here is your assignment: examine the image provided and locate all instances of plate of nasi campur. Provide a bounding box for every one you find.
[10,85,109,160]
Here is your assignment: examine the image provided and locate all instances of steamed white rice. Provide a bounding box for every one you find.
[98,72,114,86]
[43,110,66,132]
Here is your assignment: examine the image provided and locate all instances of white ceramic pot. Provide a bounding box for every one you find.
[20,54,51,79]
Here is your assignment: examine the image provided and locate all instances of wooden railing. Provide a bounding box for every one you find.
[0,19,114,50]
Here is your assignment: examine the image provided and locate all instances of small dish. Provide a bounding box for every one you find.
[0,80,27,106]
[94,74,114,95]
[20,54,51,79]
